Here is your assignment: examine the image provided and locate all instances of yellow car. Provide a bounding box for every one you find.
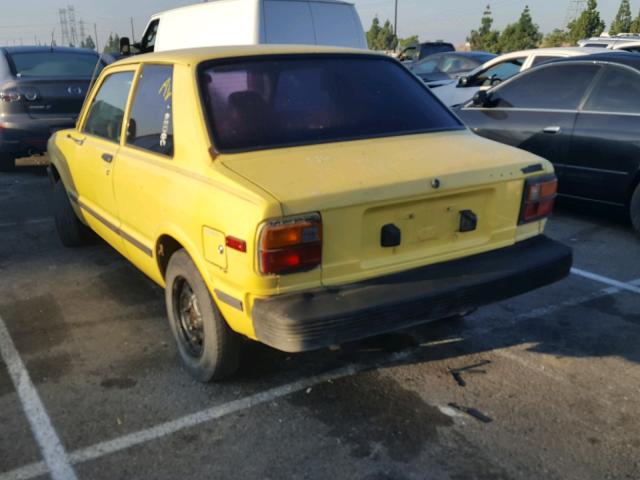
[48,45,572,381]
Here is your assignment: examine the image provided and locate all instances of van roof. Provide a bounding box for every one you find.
[152,0,355,19]
[111,44,377,67]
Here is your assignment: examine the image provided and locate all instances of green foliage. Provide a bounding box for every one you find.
[631,10,640,33]
[610,0,632,35]
[541,29,570,47]
[103,34,121,54]
[568,0,605,44]
[80,36,96,51]
[366,16,398,50]
[398,35,419,51]
[468,5,500,53]
[497,5,542,53]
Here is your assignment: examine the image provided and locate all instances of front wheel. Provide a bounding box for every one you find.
[165,250,240,382]
[630,183,640,234]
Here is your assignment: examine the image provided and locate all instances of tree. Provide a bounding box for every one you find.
[103,34,121,54]
[80,35,96,51]
[610,0,632,35]
[631,10,640,33]
[541,28,570,47]
[398,35,419,51]
[498,5,542,53]
[365,16,397,50]
[568,0,605,44]
[468,5,500,53]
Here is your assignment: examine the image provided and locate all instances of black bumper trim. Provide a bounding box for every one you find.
[252,236,572,353]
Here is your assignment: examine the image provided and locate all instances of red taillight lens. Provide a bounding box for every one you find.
[259,214,322,275]
[520,175,557,224]
[0,89,21,102]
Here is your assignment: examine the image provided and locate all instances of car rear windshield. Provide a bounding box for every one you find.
[199,55,463,152]
[6,51,101,78]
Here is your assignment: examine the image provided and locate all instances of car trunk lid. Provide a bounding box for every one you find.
[221,131,546,286]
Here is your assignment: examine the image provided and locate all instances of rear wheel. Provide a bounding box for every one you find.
[630,183,640,234]
[0,153,15,172]
[165,250,240,382]
[53,180,90,246]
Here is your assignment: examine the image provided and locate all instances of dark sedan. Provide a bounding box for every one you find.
[410,51,496,85]
[456,52,640,232]
[0,46,109,171]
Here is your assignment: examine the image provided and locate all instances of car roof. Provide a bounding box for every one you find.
[112,44,381,67]
[0,45,98,55]
[547,51,640,70]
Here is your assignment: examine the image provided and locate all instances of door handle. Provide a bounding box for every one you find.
[66,133,85,145]
[101,153,113,163]
[543,126,561,134]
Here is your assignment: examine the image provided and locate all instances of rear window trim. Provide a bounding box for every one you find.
[196,53,465,155]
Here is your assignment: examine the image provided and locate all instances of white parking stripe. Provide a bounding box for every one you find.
[0,316,77,480]
[571,268,640,295]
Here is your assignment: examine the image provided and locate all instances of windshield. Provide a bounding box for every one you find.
[7,51,102,78]
[199,55,462,152]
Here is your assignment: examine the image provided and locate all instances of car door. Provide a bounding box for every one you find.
[68,67,135,251]
[458,63,602,174]
[114,64,175,274]
[566,64,640,205]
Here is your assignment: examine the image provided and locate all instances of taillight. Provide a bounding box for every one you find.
[0,89,21,102]
[258,214,322,275]
[519,175,557,224]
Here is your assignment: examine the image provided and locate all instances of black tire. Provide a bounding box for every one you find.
[53,180,90,246]
[0,153,15,172]
[165,249,240,381]
[631,183,640,234]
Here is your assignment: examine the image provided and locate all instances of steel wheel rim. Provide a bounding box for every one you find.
[173,276,204,358]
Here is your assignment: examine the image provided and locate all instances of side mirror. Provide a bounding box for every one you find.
[458,76,469,87]
[472,90,491,107]
[119,37,131,56]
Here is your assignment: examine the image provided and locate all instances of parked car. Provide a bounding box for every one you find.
[0,46,109,171]
[433,47,606,108]
[609,41,640,53]
[578,34,640,48]
[410,51,496,86]
[398,41,455,66]
[124,0,366,55]
[456,52,640,232]
[48,45,572,381]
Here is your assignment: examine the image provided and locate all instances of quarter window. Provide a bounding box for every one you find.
[83,71,134,143]
[583,66,640,114]
[530,55,558,67]
[126,65,174,157]
[492,64,599,110]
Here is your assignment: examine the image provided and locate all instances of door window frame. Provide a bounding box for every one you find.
[79,64,139,144]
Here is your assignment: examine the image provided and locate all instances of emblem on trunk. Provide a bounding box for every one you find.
[431,178,441,189]
[67,86,83,95]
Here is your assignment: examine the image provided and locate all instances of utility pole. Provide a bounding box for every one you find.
[394,0,398,50]
[94,22,99,52]
[130,17,135,41]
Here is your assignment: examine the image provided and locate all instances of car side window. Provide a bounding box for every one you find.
[530,55,558,67]
[140,19,159,53]
[441,56,476,74]
[472,57,526,87]
[126,64,174,157]
[492,64,600,110]
[583,66,640,114]
[83,71,134,143]
[413,58,440,74]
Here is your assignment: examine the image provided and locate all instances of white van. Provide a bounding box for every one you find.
[132,0,367,53]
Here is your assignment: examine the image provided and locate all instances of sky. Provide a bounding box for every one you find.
[0,1,628,48]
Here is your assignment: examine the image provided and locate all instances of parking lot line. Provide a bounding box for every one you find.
[0,316,78,480]
[571,268,640,295]
[0,218,52,229]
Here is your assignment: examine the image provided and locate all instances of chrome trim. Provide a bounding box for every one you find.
[214,289,243,311]
[554,163,628,176]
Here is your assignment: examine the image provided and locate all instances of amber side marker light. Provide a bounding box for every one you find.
[519,174,558,224]
[258,214,322,275]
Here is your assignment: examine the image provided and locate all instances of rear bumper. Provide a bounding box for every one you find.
[0,114,76,156]
[252,235,572,352]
